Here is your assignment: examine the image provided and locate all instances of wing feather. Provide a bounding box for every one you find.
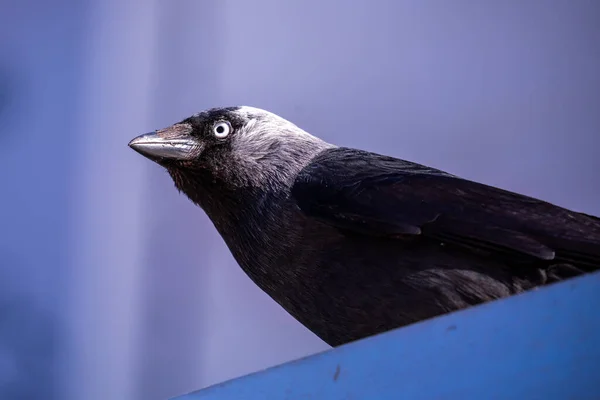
[292,148,600,270]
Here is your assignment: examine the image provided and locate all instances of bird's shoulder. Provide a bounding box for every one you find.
[292,146,537,218]
[291,147,600,271]
[295,147,451,183]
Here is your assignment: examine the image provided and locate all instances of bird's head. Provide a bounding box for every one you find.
[129,106,332,208]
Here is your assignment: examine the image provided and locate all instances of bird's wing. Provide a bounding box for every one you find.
[292,147,600,269]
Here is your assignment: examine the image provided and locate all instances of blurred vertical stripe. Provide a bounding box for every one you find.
[65,1,158,399]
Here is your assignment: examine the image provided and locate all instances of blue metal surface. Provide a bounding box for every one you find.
[174,272,600,400]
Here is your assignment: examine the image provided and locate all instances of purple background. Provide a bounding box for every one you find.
[1,1,599,399]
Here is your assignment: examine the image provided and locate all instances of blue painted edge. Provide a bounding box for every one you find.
[173,272,600,400]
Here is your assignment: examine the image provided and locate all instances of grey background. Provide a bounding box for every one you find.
[0,1,598,399]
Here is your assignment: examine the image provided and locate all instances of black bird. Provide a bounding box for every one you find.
[129,106,600,347]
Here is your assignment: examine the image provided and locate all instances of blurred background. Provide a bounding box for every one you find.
[1,0,599,399]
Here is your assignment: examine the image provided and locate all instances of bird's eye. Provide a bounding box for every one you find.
[213,121,232,138]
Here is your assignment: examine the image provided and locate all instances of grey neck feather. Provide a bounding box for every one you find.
[228,109,336,191]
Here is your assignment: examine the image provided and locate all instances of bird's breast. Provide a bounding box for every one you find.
[213,200,539,346]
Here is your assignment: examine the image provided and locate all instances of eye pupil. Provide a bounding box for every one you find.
[214,121,231,138]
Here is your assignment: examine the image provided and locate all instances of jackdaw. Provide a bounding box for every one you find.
[129,106,600,346]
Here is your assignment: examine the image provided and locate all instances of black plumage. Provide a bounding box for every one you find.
[129,106,600,346]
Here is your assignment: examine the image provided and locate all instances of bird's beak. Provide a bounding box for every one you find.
[128,123,199,161]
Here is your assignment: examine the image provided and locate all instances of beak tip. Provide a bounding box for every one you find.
[128,133,152,150]
[128,141,139,151]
